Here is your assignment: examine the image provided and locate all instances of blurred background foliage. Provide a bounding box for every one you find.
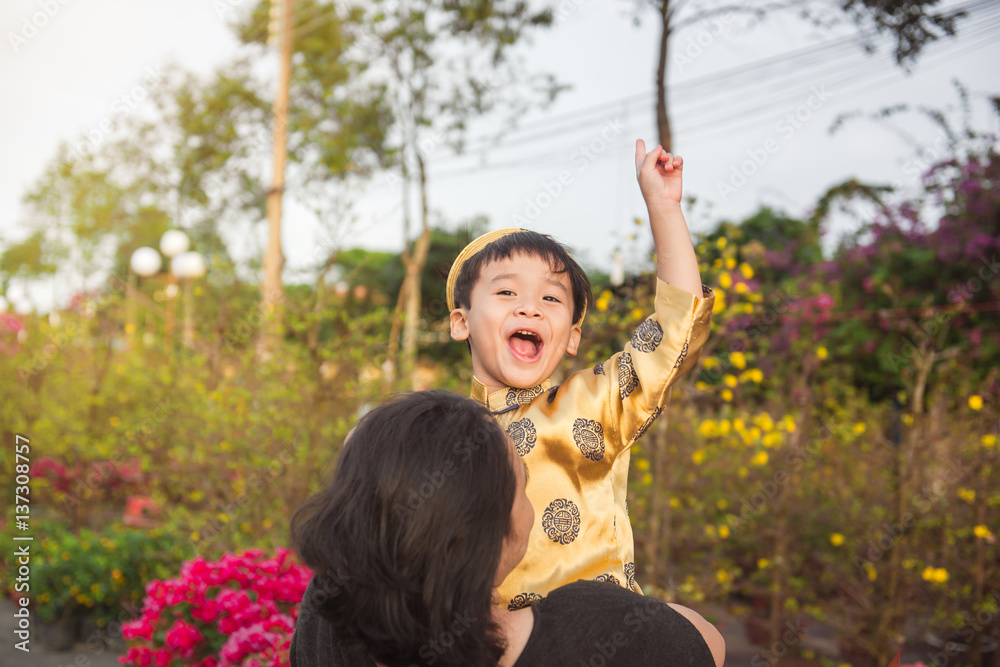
[0,0,998,665]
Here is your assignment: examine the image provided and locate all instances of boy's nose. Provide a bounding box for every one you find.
[516,301,542,318]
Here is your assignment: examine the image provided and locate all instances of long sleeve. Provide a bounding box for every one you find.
[603,279,715,458]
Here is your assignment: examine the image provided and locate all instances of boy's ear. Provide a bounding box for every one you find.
[565,323,582,356]
[449,309,470,341]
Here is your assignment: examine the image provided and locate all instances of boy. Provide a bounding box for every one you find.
[446,140,715,609]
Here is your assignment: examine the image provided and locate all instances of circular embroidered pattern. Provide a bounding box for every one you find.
[542,499,581,545]
[507,592,542,611]
[618,353,638,400]
[573,418,605,462]
[507,418,537,457]
[632,406,663,445]
[505,386,543,407]
[593,361,605,375]
[624,562,637,590]
[595,573,621,586]
[631,318,664,353]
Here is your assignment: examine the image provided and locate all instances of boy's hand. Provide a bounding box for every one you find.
[635,139,683,212]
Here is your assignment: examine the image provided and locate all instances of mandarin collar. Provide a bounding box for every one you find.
[470,376,552,414]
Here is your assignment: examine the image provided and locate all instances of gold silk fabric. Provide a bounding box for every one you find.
[470,278,716,610]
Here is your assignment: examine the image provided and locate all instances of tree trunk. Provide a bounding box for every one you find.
[401,152,433,388]
[655,0,673,152]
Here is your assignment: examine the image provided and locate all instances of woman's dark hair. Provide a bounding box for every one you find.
[291,390,516,667]
[453,230,593,325]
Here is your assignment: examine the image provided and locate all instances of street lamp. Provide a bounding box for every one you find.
[128,247,162,345]
[171,250,206,347]
[159,230,190,345]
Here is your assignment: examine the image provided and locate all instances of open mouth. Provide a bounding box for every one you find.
[508,329,543,361]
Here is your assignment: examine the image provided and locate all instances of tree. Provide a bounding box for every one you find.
[625,0,968,152]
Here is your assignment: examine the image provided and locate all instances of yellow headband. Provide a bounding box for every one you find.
[446,227,586,327]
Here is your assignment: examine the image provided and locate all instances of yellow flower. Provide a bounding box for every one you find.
[718,525,731,539]
[716,237,727,249]
[631,308,644,321]
[782,415,796,432]
[750,427,762,440]
[190,532,200,541]
[112,570,122,580]
[957,487,976,503]
[188,490,205,502]
[735,282,748,294]
[692,449,707,465]
[739,262,754,279]
[864,562,877,581]
[636,458,650,472]
[716,498,728,510]
[723,374,738,388]
[109,416,122,428]
[969,395,983,411]
[922,567,949,583]
[240,522,251,533]
[757,558,770,569]
[816,346,828,360]
[742,302,754,313]
[902,414,914,426]
[729,351,747,370]
[751,451,769,466]
[853,422,866,435]
[721,389,734,402]
[747,368,764,384]
[695,381,709,392]
[641,472,653,486]
[716,568,730,583]
[756,413,774,432]
[830,533,845,547]
[718,420,731,436]
[738,466,748,477]
[262,518,273,529]
[705,525,717,537]
[762,432,782,448]
[712,258,723,269]
[973,525,992,539]
[61,552,71,561]
[703,356,720,369]
[698,420,719,438]
[596,290,612,312]
[719,272,733,289]
[725,257,736,270]
[982,434,997,448]
[733,418,746,432]
[669,497,681,509]
[713,292,726,315]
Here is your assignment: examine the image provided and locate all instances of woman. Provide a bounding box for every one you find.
[290,390,724,667]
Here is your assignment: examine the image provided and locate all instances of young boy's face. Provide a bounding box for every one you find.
[450,252,582,393]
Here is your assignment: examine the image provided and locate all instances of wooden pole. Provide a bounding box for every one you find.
[258,0,295,358]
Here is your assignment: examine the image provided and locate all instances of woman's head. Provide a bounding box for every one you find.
[291,390,532,667]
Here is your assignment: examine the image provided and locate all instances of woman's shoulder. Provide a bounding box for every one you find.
[514,580,715,666]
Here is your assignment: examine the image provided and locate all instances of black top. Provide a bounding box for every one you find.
[290,577,715,667]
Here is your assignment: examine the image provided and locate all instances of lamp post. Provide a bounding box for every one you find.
[171,251,206,348]
[128,247,162,347]
[159,230,190,346]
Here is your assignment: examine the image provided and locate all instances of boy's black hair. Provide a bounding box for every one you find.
[452,230,593,325]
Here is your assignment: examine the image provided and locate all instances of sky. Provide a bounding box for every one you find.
[1,0,998,312]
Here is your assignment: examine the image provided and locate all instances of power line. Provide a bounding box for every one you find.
[450,0,997,155]
[427,13,1000,179]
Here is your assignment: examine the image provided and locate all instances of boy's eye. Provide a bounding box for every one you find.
[497,290,515,296]
[544,296,561,303]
